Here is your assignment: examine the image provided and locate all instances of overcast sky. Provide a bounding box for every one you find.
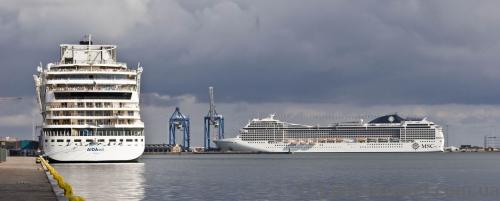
[1,0,500,146]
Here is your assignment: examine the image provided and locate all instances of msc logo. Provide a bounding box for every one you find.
[412,143,420,150]
[412,143,435,150]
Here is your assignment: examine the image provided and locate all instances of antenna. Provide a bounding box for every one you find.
[86,34,92,62]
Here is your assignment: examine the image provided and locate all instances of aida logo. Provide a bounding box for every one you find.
[87,147,104,152]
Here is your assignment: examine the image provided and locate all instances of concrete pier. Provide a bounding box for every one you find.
[0,157,56,201]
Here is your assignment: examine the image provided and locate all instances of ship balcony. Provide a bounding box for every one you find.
[46,79,136,85]
[46,106,140,111]
[46,69,137,75]
[46,102,138,110]
[48,86,136,92]
[42,122,145,128]
[45,115,141,120]
[49,60,127,67]
[45,63,138,75]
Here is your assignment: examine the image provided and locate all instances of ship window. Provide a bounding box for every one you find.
[74,139,82,142]
[51,139,55,142]
[98,139,105,142]
[126,139,133,142]
[57,139,63,142]
[135,139,138,142]
[86,139,93,142]
[120,139,124,142]
[109,139,116,142]
[45,139,48,142]
[141,139,143,142]
[66,139,70,142]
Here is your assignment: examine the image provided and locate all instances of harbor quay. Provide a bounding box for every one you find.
[0,157,57,201]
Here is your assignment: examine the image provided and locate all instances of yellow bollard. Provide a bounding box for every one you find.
[39,157,85,201]
[62,183,73,196]
[56,178,65,188]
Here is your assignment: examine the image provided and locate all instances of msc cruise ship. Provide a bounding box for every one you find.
[33,36,145,162]
[215,114,444,152]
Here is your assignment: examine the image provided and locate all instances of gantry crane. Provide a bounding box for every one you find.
[168,107,190,151]
[203,87,224,150]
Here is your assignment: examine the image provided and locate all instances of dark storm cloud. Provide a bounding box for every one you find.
[1,0,500,105]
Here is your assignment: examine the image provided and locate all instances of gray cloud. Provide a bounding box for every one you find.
[1,0,500,104]
[1,0,500,145]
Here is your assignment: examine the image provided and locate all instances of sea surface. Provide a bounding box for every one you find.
[54,153,500,201]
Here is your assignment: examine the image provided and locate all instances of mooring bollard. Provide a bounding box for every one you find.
[38,156,86,201]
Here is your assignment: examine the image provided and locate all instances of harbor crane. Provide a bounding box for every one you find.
[203,86,224,150]
[168,107,191,151]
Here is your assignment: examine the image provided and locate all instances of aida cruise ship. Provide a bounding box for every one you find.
[215,114,444,152]
[33,36,145,162]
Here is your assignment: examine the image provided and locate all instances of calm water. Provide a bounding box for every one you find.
[54,153,500,201]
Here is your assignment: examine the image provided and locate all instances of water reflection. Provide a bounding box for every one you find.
[54,163,145,201]
[51,154,500,201]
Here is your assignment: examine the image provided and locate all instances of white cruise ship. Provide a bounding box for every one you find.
[214,114,444,152]
[33,36,145,162]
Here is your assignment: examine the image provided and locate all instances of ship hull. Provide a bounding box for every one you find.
[42,136,144,162]
[215,138,444,153]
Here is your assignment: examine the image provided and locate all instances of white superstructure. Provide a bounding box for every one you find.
[33,36,145,162]
[215,114,444,152]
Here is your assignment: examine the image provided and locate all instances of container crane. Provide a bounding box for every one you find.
[203,87,224,150]
[168,107,190,151]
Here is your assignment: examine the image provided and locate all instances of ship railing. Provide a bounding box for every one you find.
[43,122,142,126]
[51,60,127,66]
[48,86,136,92]
[47,105,138,109]
[46,114,139,118]
[47,68,135,73]
[47,77,135,81]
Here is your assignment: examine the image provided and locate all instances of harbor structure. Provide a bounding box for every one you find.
[484,136,500,148]
[203,86,224,150]
[168,107,191,150]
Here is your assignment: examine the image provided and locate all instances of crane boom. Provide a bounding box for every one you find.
[208,86,216,122]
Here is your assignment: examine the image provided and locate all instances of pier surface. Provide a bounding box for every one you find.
[0,157,56,201]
